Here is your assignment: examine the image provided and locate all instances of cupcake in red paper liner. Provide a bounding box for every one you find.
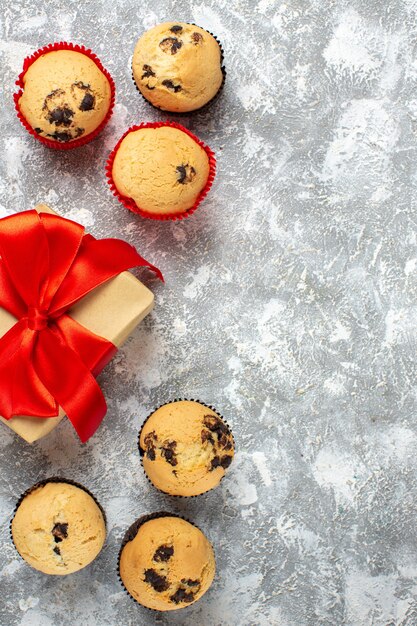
[106,122,216,221]
[14,42,115,149]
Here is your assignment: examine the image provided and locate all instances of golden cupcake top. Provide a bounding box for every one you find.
[139,400,234,496]
[119,516,215,610]
[132,22,224,112]
[18,49,112,142]
[11,481,106,575]
[111,126,210,216]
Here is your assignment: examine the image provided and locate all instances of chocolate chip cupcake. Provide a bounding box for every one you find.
[132,22,225,113]
[139,400,234,496]
[14,43,115,149]
[119,513,215,611]
[106,122,216,220]
[11,479,106,575]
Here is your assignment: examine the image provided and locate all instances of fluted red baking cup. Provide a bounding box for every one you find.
[117,512,216,612]
[10,477,107,573]
[14,42,116,150]
[131,24,226,114]
[106,121,216,221]
[138,398,235,497]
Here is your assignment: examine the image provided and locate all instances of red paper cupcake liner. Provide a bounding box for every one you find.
[138,398,235,497]
[131,24,226,115]
[14,42,116,150]
[117,512,215,612]
[10,477,107,569]
[105,121,216,221]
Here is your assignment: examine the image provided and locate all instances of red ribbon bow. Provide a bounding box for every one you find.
[0,210,162,442]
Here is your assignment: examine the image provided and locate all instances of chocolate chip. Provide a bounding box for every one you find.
[144,431,157,444]
[181,579,200,587]
[144,431,158,460]
[79,92,95,111]
[221,455,233,469]
[53,546,61,555]
[176,164,196,184]
[48,106,74,127]
[170,25,183,33]
[144,568,169,592]
[141,64,155,79]
[70,82,96,112]
[161,441,178,466]
[44,88,64,103]
[201,429,215,445]
[170,588,195,604]
[219,433,233,449]
[203,415,229,436]
[42,91,76,130]
[48,131,73,142]
[170,578,200,604]
[153,545,174,562]
[162,449,177,465]
[222,438,233,451]
[52,523,68,543]
[34,127,43,134]
[47,126,84,142]
[176,165,187,182]
[191,32,203,44]
[203,415,223,431]
[210,454,232,471]
[159,37,183,54]
[162,79,182,92]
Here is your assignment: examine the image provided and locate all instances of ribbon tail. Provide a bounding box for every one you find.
[54,314,117,376]
[34,328,108,443]
[0,320,57,419]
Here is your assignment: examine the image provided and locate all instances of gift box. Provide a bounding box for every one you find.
[0,204,162,444]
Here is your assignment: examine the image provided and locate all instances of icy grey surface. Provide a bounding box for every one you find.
[1,0,417,625]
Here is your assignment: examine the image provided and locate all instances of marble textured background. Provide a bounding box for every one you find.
[0,0,416,624]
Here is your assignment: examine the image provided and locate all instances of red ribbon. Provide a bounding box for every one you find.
[0,210,163,442]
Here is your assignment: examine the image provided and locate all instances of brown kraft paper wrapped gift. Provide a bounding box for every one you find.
[0,204,155,443]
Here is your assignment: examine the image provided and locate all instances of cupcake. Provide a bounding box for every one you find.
[106,122,216,220]
[132,22,225,113]
[139,400,234,496]
[14,43,115,149]
[119,513,215,610]
[11,479,106,575]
